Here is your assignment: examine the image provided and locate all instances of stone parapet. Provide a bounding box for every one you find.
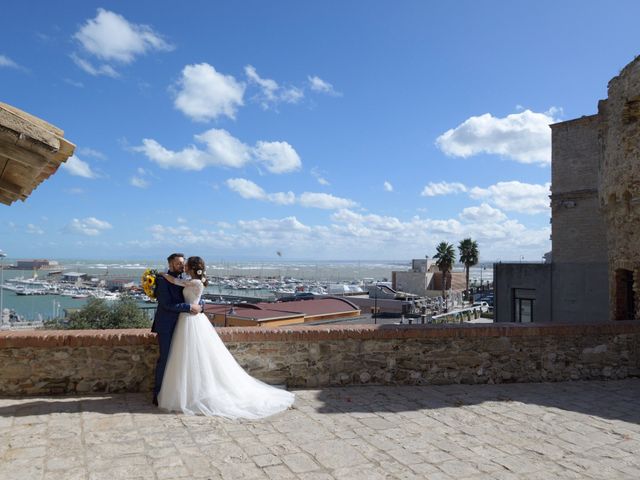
[1,322,639,395]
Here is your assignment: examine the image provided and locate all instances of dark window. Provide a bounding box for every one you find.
[615,269,636,320]
[513,288,535,323]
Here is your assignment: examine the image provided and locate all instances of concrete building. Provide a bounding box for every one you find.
[61,272,88,283]
[495,56,640,322]
[392,258,465,297]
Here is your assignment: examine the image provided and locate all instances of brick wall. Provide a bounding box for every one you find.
[1,323,639,395]
[550,115,608,264]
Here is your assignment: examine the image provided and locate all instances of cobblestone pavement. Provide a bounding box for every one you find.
[2,380,640,479]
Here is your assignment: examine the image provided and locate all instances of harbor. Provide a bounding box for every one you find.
[0,258,494,329]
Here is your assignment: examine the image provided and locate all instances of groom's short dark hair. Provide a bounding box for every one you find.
[167,253,185,262]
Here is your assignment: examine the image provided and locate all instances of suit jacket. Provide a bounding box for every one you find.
[151,272,192,334]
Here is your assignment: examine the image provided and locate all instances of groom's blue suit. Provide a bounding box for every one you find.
[152,271,194,397]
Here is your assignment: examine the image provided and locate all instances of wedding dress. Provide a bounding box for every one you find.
[158,279,295,418]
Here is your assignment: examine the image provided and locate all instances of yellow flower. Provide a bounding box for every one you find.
[140,268,158,300]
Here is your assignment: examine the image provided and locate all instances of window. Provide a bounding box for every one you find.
[513,288,536,323]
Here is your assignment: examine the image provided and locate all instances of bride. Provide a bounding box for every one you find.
[157,256,295,418]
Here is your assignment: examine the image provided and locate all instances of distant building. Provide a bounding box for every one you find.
[392,258,465,297]
[14,259,59,270]
[62,272,88,282]
[495,56,640,322]
[104,277,136,290]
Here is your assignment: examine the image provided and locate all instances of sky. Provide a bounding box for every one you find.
[1,1,639,262]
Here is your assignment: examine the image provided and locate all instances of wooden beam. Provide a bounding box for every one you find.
[0,141,49,169]
[0,178,23,195]
[0,128,58,159]
[0,102,64,137]
[0,106,60,151]
[56,137,76,158]
[0,190,16,205]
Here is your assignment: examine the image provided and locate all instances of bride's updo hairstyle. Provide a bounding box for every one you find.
[187,256,209,286]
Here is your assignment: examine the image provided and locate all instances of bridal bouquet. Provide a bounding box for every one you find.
[141,268,159,299]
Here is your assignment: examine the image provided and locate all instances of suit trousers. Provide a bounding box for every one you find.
[154,324,177,396]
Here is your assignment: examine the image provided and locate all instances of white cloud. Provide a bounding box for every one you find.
[130,176,149,188]
[130,201,550,260]
[174,63,245,122]
[61,155,97,178]
[383,181,394,192]
[70,53,119,77]
[26,224,44,235]
[459,203,507,223]
[74,9,173,64]
[280,86,304,104]
[195,129,252,168]
[0,54,20,69]
[226,178,267,200]
[238,217,311,234]
[226,178,353,208]
[245,65,304,109]
[421,181,467,197]
[177,217,187,224]
[65,217,112,236]
[245,65,277,103]
[308,75,340,96]
[435,108,561,165]
[253,141,301,174]
[136,129,300,173]
[298,192,357,209]
[469,181,551,214]
[311,167,330,186]
[78,147,106,160]
[63,78,84,88]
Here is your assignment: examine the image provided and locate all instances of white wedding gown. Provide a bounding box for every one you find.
[158,279,295,418]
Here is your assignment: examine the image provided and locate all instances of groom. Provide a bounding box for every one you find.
[151,253,203,406]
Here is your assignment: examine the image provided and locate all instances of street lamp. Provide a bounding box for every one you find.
[225,305,236,327]
[0,251,6,325]
[373,283,378,325]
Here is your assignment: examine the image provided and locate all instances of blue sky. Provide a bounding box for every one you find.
[1,1,639,261]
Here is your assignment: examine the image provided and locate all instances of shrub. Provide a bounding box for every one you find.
[45,296,151,330]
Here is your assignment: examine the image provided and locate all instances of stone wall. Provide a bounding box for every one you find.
[598,57,640,319]
[1,323,639,396]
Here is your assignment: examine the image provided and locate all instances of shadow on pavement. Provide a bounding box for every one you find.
[0,393,166,417]
[0,379,639,425]
[310,379,640,425]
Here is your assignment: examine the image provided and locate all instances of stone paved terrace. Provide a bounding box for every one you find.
[2,380,640,480]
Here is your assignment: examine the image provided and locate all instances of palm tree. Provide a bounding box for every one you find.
[458,238,479,301]
[433,241,456,307]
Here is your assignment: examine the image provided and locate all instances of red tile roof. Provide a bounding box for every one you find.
[203,296,360,323]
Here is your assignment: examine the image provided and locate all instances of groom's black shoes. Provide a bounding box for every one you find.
[152,395,158,406]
